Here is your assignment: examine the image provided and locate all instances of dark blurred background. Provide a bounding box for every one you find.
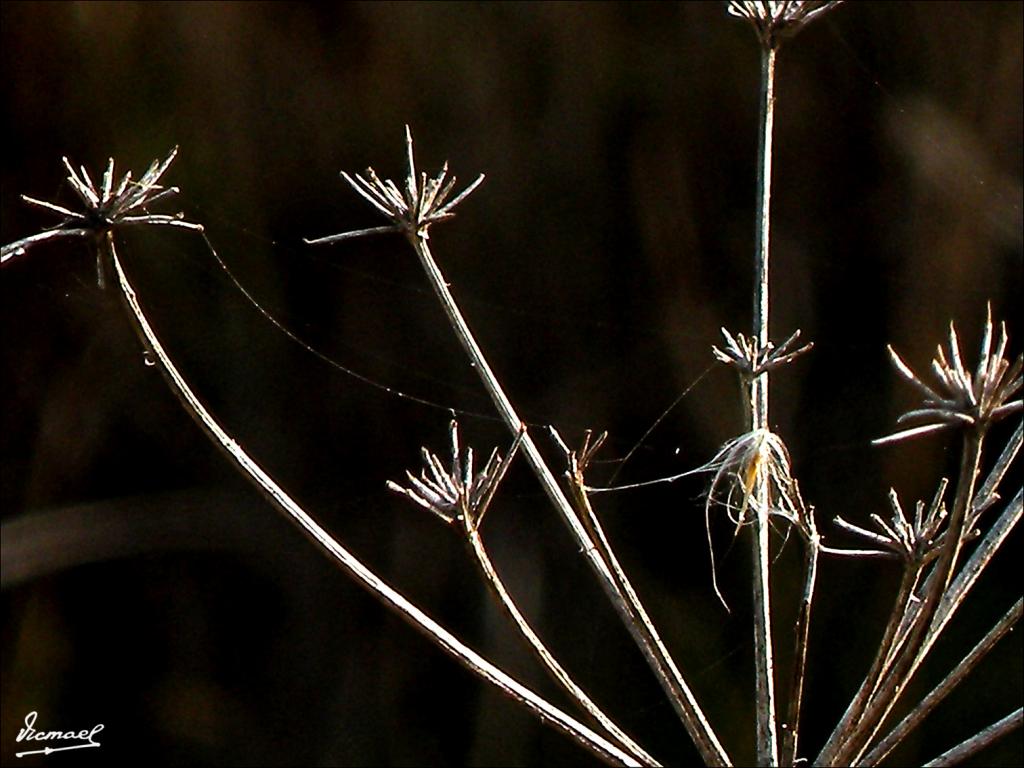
[1,2,1021,766]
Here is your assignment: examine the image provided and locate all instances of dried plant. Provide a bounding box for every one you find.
[717,6,847,757]
[308,124,729,767]
[0,147,201,287]
[1,149,642,766]
[727,1,843,49]
[875,310,1022,446]
[2,2,1020,766]
[303,125,484,246]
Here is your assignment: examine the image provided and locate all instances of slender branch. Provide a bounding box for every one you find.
[969,422,1021,526]
[1,227,93,262]
[567,459,728,765]
[930,487,1022,647]
[104,233,642,767]
[781,526,820,766]
[463,524,659,766]
[922,708,1023,768]
[750,42,780,767]
[861,598,1022,766]
[845,487,1023,766]
[818,545,899,559]
[817,560,922,764]
[867,484,1023,720]
[407,233,730,766]
[823,429,987,766]
[578,479,696,716]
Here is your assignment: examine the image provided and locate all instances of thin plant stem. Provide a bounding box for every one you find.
[860,598,1022,766]
[577,479,693,715]
[874,484,1023,747]
[930,486,1022,648]
[870,468,1022,700]
[751,42,780,768]
[567,456,727,763]
[823,429,987,766]
[843,486,1023,767]
[103,232,643,768]
[969,422,1022,526]
[852,431,987,765]
[921,708,1023,768]
[816,561,922,763]
[407,233,731,766]
[780,527,819,766]
[463,524,659,767]
[818,545,899,559]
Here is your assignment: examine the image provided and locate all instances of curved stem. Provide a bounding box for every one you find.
[105,232,641,767]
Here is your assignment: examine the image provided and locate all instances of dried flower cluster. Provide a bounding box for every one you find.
[727,0,842,48]
[304,125,485,246]
[713,327,813,380]
[2,3,1020,765]
[834,482,951,563]
[876,308,1023,445]
[387,419,522,527]
[1,147,201,267]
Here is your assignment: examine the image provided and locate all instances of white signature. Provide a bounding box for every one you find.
[15,711,104,757]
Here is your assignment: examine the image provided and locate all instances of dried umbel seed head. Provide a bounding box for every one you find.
[727,1,843,49]
[1,147,201,265]
[304,125,485,246]
[876,307,1023,446]
[713,327,813,380]
[387,419,523,528]
[833,481,951,564]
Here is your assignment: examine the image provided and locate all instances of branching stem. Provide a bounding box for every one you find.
[816,559,922,763]
[861,598,1022,765]
[104,232,642,767]
[463,523,658,766]
[408,233,730,766]
[821,428,986,766]
[567,456,727,764]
